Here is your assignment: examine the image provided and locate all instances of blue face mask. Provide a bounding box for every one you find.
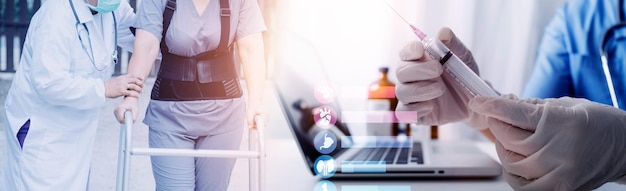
[87,0,121,13]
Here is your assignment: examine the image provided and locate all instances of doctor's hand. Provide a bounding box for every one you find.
[469,95,626,190]
[114,97,139,124]
[395,27,481,126]
[105,74,144,98]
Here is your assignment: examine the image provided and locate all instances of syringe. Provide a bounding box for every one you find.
[382,1,499,98]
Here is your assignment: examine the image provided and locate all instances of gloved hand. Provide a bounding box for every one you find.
[395,27,482,126]
[469,95,626,190]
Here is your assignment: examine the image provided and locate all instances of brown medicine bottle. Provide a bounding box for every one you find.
[367,67,410,136]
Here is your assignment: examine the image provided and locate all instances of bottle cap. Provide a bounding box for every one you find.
[379,67,389,73]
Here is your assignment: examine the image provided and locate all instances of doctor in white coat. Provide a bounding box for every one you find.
[2,0,139,190]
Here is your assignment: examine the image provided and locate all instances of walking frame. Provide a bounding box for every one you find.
[115,110,266,191]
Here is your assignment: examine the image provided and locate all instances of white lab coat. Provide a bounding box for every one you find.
[2,0,135,190]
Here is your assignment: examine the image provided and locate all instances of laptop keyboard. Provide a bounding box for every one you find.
[347,142,424,165]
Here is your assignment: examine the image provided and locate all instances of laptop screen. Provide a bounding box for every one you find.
[274,64,352,172]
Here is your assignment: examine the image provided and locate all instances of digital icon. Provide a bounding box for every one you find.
[314,180,337,191]
[319,107,331,126]
[314,130,337,154]
[314,155,336,179]
[320,134,334,150]
[313,106,337,129]
[314,84,336,104]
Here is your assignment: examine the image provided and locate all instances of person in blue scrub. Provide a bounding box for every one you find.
[523,0,626,109]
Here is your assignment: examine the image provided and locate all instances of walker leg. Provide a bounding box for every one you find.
[121,111,134,191]
[258,131,265,191]
[116,123,126,191]
[249,128,257,191]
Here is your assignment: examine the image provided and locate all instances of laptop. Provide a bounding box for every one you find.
[273,64,502,179]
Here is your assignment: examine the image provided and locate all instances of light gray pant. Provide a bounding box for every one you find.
[147,98,245,191]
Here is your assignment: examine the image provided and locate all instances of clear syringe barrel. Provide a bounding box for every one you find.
[422,37,499,97]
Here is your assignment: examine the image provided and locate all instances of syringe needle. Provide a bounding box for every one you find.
[379,0,427,40]
[380,0,412,26]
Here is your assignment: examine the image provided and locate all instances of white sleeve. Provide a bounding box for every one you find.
[28,12,106,110]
